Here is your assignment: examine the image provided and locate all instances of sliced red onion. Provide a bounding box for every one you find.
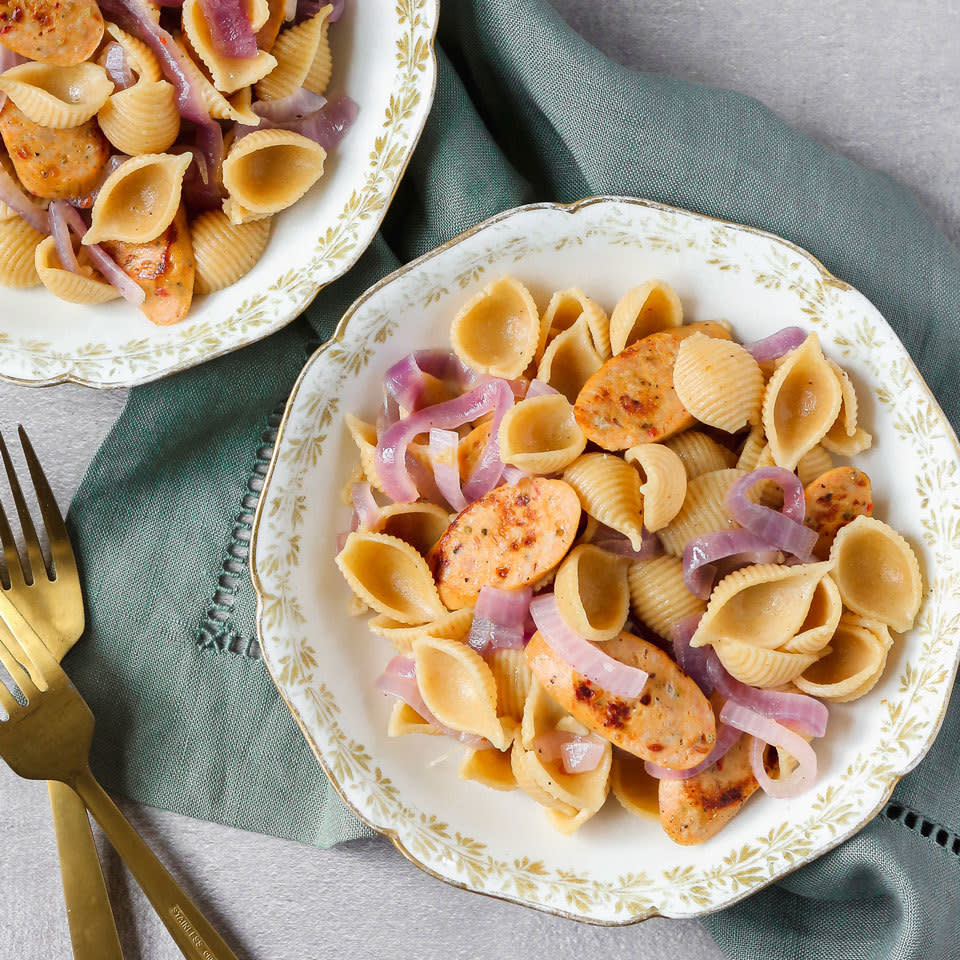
[103,42,137,90]
[526,379,560,398]
[350,481,379,530]
[376,661,489,748]
[682,528,778,599]
[58,205,145,306]
[384,350,476,412]
[97,0,224,182]
[720,701,818,798]
[671,614,714,695]
[48,202,80,274]
[530,593,648,699]
[589,522,661,560]
[725,466,817,560]
[242,94,357,150]
[467,586,532,655]
[376,379,514,503]
[0,160,49,233]
[645,721,741,780]
[461,383,515,501]
[744,326,807,363]
[705,651,828,737]
[198,0,259,59]
[533,730,605,774]
[297,0,343,21]
[335,531,349,552]
[254,88,327,122]
[429,428,467,512]
[500,465,528,485]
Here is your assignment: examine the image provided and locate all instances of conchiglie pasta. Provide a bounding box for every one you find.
[796,445,834,487]
[780,574,842,654]
[829,516,922,632]
[303,3,333,94]
[459,733,519,791]
[449,275,539,379]
[664,430,737,478]
[0,219,44,287]
[173,34,260,122]
[0,62,113,128]
[255,8,329,100]
[84,153,192,245]
[609,279,683,355]
[371,501,451,556]
[98,79,181,155]
[562,453,645,550]
[539,286,610,360]
[762,334,843,469]
[536,316,603,403]
[222,129,326,220]
[497,393,586,473]
[611,750,661,819]
[335,531,445,624]
[657,468,744,557]
[673,333,764,433]
[368,608,474,655]
[182,0,277,93]
[192,210,272,295]
[553,544,629,642]
[387,700,441,737]
[457,419,492,479]
[736,424,767,472]
[35,236,120,304]
[628,555,706,639]
[413,635,510,749]
[624,443,687,531]
[793,613,892,702]
[344,414,384,493]
[712,638,819,688]
[821,361,873,456]
[104,23,163,80]
[690,561,835,650]
[488,648,532,722]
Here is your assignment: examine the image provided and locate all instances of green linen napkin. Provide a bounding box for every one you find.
[65,0,960,955]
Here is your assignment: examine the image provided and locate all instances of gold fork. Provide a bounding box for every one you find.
[0,439,240,960]
[0,428,122,960]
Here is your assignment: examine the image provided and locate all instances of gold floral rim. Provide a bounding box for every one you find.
[251,195,960,923]
[0,0,439,389]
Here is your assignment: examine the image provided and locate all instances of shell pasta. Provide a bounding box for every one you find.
[0,0,355,324]
[334,274,921,845]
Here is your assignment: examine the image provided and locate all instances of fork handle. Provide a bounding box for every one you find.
[48,781,125,960]
[70,768,240,960]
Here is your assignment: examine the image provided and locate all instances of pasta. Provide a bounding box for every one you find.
[450,275,540,380]
[829,516,922,632]
[413,636,511,749]
[535,316,604,402]
[539,287,611,360]
[0,219,44,287]
[821,359,873,455]
[335,531,445,624]
[497,393,586,474]
[624,442,687,531]
[627,555,706,639]
[222,129,326,222]
[35,236,120,304]
[84,152,192,245]
[255,8,331,100]
[665,430,737,478]
[0,62,113,128]
[192,210,272,295]
[0,1,354,321]
[608,279,683,355]
[657,468,743,557]
[335,280,917,846]
[762,334,843,469]
[673,333,765,433]
[553,544,629,642]
[562,453,645,550]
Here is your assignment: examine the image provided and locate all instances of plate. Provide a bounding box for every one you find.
[251,196,960,922]
[0,0,439,388]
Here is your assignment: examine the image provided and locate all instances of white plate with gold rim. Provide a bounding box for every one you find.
[0,0,438,388]
[251,196,960,923]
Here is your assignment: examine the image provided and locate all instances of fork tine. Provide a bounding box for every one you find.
[0,625,40,700]
[0,593,60,690]
[0,675,17,716]
[0,492,19,590]
[0,430,47,584]
[18,426,75,583]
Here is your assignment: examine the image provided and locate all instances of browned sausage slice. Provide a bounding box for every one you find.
[427,477,581,609]
[804,466,873,559]
[0,100,109,199]
[0,0,104,65]
[574,321,731,450]
[525,631,716,770]
[101,207,195,326]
